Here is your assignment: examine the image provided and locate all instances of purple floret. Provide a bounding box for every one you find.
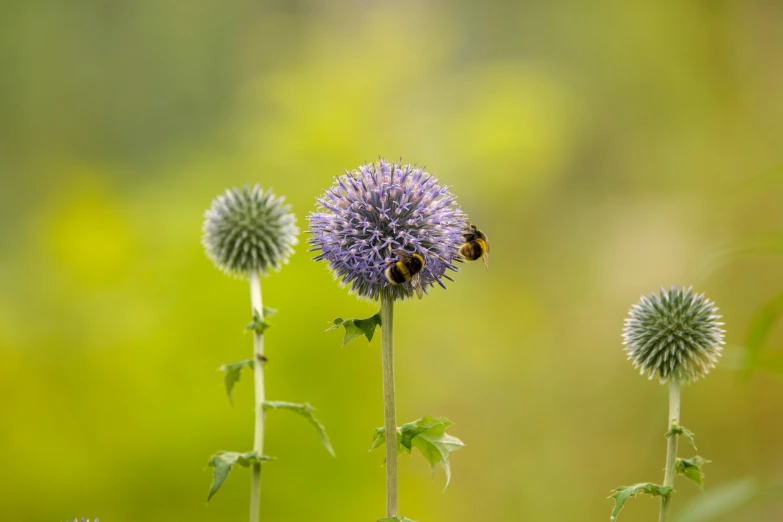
[308,159,468,301]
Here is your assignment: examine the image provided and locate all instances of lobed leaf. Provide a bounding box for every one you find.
[263,401,335,456]
[325,312,382,346]
[372,415,465,488]
[666,421,697,450]
[206,451,274,501]
[609,483,673,521]
[219,359,254,404]
[676,456,709,488]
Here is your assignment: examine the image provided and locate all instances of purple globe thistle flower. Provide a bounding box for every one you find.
[308,159,468,301]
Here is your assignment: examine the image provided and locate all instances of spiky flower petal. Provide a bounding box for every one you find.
[202,185,299,277]
[623,286,725,383]
[307,159,468,301]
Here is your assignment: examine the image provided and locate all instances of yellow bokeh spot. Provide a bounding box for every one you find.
[39,168,136,286]
[450,63,575,174]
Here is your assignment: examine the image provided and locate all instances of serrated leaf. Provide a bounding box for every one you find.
[666,421,698,450]
[609,483,673,521]
[263,401,335,456]
[206,451,274,501]
[219,359,254,404]
[246,309,273,335]
[677,456,709,487]
[325,312,382,346]
[372,415,464,488]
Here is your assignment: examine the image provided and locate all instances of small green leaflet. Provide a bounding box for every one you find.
[677,456,709,488]
[325,312,382,346]
[219,359,254,404]
[609,483,673,521]
[372,415,465,488]
[370,426,402,453]
[206,451,274,501]
[263,401,335,456]
[246,307,277,335]
[666,421,698,450]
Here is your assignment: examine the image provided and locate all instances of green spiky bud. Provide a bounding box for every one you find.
[623,286,725,383]
[202,185,299,277]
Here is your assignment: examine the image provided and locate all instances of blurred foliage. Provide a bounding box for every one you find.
[675,478,783,522]
[2,0,783,521]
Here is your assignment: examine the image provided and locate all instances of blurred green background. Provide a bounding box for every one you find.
[2,0,783,520]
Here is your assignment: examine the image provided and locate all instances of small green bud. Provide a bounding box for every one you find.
[623,286,725,383]
[202,185,299,277]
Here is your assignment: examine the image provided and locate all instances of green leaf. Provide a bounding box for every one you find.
[666,421,697,450]
[219,359,254,404]
[325,312,382,346]
[263,401,335,456]
[246,308,274,335]
[609,483,673,521]
[372,415,465,488]
[677,456,709,488]
[206,451,274,501]
[371,426,404,454]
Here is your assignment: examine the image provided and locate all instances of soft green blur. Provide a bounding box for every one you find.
[2,1,783,521]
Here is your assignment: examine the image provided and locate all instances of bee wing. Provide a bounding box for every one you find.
[393,249,413,262]
[411,272,424,300]
[482,252,489,270]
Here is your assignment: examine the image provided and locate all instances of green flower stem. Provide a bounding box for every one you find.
[659,378,681,522]
[380,291,398,518]
[249,271,266,522]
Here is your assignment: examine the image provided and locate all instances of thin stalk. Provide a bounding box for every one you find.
[659,378,681,522]
[249,271,266,522]
[380,291,398,518]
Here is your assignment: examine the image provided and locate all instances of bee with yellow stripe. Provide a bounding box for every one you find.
[384,250,425,299]
[460,223,489,269]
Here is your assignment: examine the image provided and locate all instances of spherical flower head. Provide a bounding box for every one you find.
[202,185,299,277]
[307,159,468,301]
[623,286,725,383]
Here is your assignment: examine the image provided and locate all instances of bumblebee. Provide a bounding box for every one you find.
[384,250,425,299]
[460,223,489,269]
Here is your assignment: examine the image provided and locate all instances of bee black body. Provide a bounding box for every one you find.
[460,238,487,261]
[384,253,424,284]
[460,223,489,268]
